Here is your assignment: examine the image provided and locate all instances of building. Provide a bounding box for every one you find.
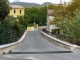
[47,10,58,32]
[47,10,54,32]
[9,5,24,18]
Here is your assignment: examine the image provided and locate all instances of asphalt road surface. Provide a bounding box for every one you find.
[0,30,80,60]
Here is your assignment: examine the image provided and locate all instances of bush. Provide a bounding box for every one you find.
[3,52,6,55]
[8,50,12,53]
[52,29,60,35]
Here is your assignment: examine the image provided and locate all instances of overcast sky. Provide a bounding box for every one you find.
[9,0,71,4]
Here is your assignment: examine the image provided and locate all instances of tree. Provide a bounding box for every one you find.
[57,10,80,43]
[0,0,10,21]
[48,4,56,9]
[66,0,80,17]
[39,6,47,24]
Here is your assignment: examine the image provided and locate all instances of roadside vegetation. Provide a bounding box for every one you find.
[0,0,53,45]
[0,0,27,45]
[25,6,47,26]
[46,0,80,45]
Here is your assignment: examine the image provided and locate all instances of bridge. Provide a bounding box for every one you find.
[0,30,80,60]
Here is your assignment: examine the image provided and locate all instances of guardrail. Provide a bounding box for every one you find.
[0,30,27,55]
[41,31,80,53]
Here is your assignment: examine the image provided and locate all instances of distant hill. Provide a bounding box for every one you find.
[42,2,52,6]
[10,2,52,8]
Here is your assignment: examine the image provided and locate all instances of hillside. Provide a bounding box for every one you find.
[10,2,52,7]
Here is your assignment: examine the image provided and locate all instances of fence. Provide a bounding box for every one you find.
[0,25,26,45]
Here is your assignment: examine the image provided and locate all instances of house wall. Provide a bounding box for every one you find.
[47,16,54,32]
[9,8,24,17]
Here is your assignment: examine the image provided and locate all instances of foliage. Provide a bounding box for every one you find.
[0,15,27,45]
[58,10,80,43]
[66,0,80,17]
[3,52,6,55]
[0,0,10,20]
[27,23,34,27]
[25,6,47,25]
[53,4,66,17]
[48,4,56,9]
[3,16,15,27]
[51,0,80,44]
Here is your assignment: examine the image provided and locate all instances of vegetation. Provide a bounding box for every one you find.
[51,0,80,44]
[0,0,10,20]
[0,15,28,45]
[25,6,47,26]
[0,0,52,45]
[3,52,6,55]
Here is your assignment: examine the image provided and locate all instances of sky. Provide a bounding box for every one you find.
[9,0,71,4]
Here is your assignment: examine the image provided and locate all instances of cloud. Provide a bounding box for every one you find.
[9,0,14,2]
[9,0,71,4]
[9,0,21,2]
[20,0,71,4]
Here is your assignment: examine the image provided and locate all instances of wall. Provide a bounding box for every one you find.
[27,27,34,31]
[9,8,24,17]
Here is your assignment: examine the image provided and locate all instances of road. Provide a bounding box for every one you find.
[0,30,80,60]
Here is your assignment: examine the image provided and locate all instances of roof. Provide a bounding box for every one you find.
[47,10,53,16]
[9,5,24,9]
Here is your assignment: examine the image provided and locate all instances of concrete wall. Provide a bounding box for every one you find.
[27,24,38,31]
[0,30,27,55]
[38,26,46,30]
[27,27,34,31]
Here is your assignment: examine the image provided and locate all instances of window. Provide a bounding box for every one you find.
[14,10,16,14]
[20,10,22,14]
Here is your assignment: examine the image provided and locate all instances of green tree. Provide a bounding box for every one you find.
[39,6,47,25]
[48,4,56,9]
[58,10,80,43]
[66,0,80,17]
[25,6,47,25]
[0,0,10,20]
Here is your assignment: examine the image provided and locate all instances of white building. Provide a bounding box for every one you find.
[47,10,59,32]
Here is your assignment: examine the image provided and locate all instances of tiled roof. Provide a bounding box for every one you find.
[9,5,24,9]
[47,10,53,16]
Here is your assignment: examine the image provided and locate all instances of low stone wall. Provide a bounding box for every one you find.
[27,27,34,31]
[27,26,38,31]
[41,31,80,53]
[0,30,27,55]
